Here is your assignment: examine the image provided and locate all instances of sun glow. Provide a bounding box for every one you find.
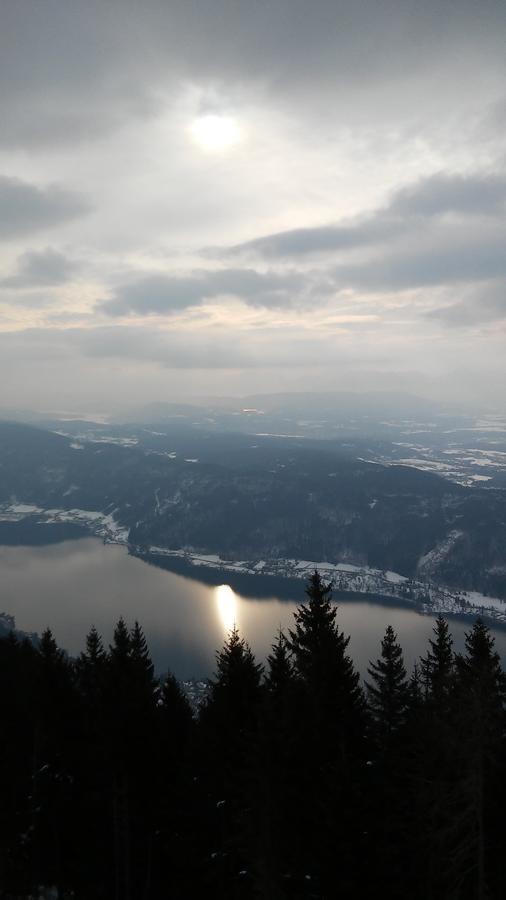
[215,584,238,633]
[190,114,243,151]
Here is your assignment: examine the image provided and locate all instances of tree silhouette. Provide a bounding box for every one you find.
[2,593,506,899]
[420,614,454,704]
[265,629,293,693]
[288,571,366,895]
[366,625,408,750]
[450,619,506,899]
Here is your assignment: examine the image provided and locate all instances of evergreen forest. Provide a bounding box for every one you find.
[1,572,506,899]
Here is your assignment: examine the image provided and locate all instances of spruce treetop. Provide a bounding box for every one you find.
[366,625,408,740]
[83,625,105,664]
[130,621,155,681]
[289,571,363,720]
[109,617,131,662]
[456,618,506,702]
[214,625,263,691]
[39,627,66,667]
[265,629,293,692]
[420,615,454,700]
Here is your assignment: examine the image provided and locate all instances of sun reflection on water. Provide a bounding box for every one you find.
[215,584,238,633]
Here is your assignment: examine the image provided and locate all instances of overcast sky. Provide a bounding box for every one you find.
[1,0,506,413]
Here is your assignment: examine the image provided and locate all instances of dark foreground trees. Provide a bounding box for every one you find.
[0,577,505,899]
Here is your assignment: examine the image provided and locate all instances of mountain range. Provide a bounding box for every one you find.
[1,419,505,598]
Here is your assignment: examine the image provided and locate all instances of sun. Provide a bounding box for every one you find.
[190,114,243,152]
[215,584,238,633]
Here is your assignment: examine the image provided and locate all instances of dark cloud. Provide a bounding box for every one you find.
[427,280,506,327]
[390,172,506,218]
[212,170,506,298]
[332,230,506,292]
[220,219,402,260]
[102,268,303,316]
[1,248,78,288]
[0,2,159,148]
[103,169,506,317]
[2,2,506,147]
[0,176,90,239]
[225,172,506,259]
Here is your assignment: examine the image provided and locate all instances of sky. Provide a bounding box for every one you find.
[1,0,506,414]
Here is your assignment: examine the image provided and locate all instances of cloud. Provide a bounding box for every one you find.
[0,176,90,239]
[224,172,506,259]
[76,326,262,368]
[2,1,506,148]
[427,280,506,327]
[1,3,506,410]
[331,228,506,292]
[101,268,305,316]
[211,171,506,300]
[1,248,78,288]
[221,219,402,260]
[0,324,322,370]
[389,172,506,218]
[0,2,161,149]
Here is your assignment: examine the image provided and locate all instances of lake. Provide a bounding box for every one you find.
[1,537,506,678]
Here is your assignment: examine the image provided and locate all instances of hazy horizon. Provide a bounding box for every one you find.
[1,386,504,424]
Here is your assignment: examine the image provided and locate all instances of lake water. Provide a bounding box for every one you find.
[2,537,506,678]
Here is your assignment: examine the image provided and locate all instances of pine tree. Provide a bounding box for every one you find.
[408,619,506,900]
[152,673,197,897]
[253,630,298,895]
[39,627,67,668]
[129,620,156,710]
[0,635,39,895]
[160,671,193,737]
[450,619,506,899]
[420,615,454,703]
[366,625,408,749]
[76,625,106,700]
[408,662,423,711]
[209,626,263,718]
[109,616,131,666]
[31,629,79,894]
[457,618,505,697]
[265,629,293,693]
[287,571,366,895]
[198,628,263,896]
[105,619,159,900]
[130,621,154,676]
[364,627,410,896]
[83,624,105,664]
[289,571,361,693]
[73,626,109,896]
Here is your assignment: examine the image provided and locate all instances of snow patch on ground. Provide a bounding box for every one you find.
[63,484,79,496]
[417,531,464,577]
[0,503,130,544]
[396,458,455,473]
[135,546,506,623]
[0,502,43,521]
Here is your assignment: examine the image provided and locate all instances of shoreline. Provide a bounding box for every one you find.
[1,501,505,627]
[131,545,506,629]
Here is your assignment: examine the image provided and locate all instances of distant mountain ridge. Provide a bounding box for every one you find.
[113,390,455,425]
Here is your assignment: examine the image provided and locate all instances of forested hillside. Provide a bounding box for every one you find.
[1,422,506,596]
